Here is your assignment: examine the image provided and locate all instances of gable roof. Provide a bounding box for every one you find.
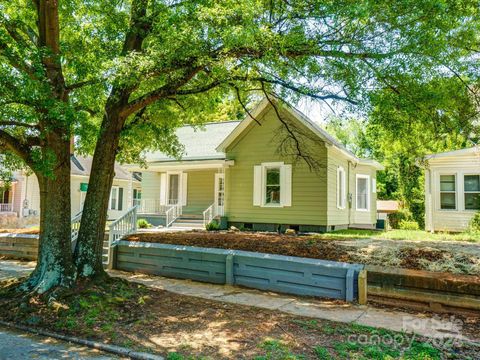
[144,121,240,163]
[217,98,384,170]
[423,146,480,160]
[71,155,136,181]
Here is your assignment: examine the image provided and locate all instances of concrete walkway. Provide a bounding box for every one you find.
[0,325,117,360]
[0,260,475,343]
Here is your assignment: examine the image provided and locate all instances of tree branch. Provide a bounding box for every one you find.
[0,121,39,129]
[66,79,98,92]
[0,129,35,167]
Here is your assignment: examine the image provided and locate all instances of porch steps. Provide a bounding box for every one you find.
[171,215,205,230]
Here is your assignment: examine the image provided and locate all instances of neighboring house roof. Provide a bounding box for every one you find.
[422,146,480,161]
[217,98,384,170]
[376,200,400,213]
[144,121,241,163]
[71,155,136,181]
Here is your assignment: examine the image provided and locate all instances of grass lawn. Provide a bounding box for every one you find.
[0,276,478,359]
[314,229,480,243]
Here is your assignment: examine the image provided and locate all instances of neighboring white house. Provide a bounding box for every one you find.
[422,146,480,232]
[0,155,141,222]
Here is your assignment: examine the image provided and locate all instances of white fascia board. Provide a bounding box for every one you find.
[124,159,234,172]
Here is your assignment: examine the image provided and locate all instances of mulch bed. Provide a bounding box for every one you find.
[125,231,471,274]
[127,231,352,261]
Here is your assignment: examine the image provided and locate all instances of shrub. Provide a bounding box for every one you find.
[205,221,220,231]
[387,209,411,229]
[399,220,420,231]
[469,212,480,233]
[137,219,151,229]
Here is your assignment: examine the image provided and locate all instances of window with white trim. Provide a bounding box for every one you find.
[110,186,119,210]
[440,174,456,210]
[464,175,480,210]
[253,162,292,207]
[109,186,123,210]
[265,167,281,204]
[356,174,370,211]
[372,178,377,193]
[337,166,346,209]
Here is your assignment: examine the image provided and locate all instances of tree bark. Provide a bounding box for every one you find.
[21,135,75,293]
[74,0,149,278]
[74,105,126,278]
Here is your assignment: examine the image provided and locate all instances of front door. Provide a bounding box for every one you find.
[215,173,225,216]
[168,173,180,205]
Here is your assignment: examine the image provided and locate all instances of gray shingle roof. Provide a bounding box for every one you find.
[71,155,134,181]
[144,121,241,162]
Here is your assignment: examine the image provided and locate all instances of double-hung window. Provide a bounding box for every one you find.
[464,175,480,210]
[265,167,281,205]
[440,175,456,210]
[337,167,346,209]
[109,186,123,210]
[356,174,370,211]
[253,162,292,207]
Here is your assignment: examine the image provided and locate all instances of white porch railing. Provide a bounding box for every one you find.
[70,212,82,251]
[0,203,13,212]
[105,205,138,266]
[203,203,225,227]
[203,204,214,227]
[165,204,182,228]
[135,199,169,214]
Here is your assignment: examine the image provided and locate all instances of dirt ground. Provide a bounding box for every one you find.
[0,276,478,359]
[126,231,480,275]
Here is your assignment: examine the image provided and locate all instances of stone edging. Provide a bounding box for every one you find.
[0,319,164,360]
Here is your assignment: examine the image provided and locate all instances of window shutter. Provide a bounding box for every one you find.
[159,173,167,205]
[118,187,124,211]
[182,173,188,206]
[253,165,262,206]
[281,164,292,207]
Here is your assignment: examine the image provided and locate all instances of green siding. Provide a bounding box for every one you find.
[184,169,216,214]
[225,107,328,226]
[141,172,161,201]
[326,148,350,226]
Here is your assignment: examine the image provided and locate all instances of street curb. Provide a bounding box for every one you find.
[0,320,164,360]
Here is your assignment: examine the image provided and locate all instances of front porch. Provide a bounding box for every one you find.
[0,184,17,217]
[132,163,229,228]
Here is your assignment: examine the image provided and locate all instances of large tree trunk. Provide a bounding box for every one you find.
[74,107,126,278]
[22,137,75,293]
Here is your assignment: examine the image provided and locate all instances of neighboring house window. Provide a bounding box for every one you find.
[109,186,123,210]
[440,175,456,210]
[253,162,292,207]
[464,175,480,210]
[133,189,142,206]
[356,174,370,211]
[337,167,346,209]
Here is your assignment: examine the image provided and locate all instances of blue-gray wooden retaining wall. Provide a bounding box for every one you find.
[114,241,364,302]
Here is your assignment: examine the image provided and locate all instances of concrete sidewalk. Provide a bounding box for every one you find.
[0,260,475,343]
